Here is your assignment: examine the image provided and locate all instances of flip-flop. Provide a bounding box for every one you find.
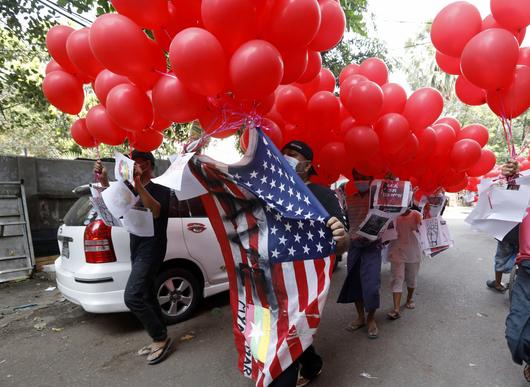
[345,321,366,332]
[386,311,401,320]
[524,364,530,382]
[405,301,416,310]
[368,326,379,339]
[147,338,173,365]
[137,345,152,356]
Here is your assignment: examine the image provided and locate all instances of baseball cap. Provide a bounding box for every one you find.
[131,150,155,167]
[281,140,317,175]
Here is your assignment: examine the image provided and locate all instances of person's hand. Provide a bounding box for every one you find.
[327,217,347,243]
[93,160,109,187]
[501,161,519,177]
[133,163,143,188]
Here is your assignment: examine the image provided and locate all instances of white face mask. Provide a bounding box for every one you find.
[284,155,299,170]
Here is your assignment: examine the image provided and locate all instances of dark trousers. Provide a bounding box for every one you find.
[270,345,323,386]
[337,240,382,312]
[124,252,167,341]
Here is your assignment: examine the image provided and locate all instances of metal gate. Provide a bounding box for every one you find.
[0,181,35,282]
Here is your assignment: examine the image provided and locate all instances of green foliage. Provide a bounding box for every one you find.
[341,0,368,35]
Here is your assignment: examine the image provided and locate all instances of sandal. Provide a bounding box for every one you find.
[486,280,506,293]
[386,311,401,320]
[367,325,379,339]
[137,345,152,356]
[405,301,416,310]
[147,338,173,365]
[345,320,366,332]
[524,364,530,382]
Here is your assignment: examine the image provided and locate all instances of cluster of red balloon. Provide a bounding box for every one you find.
[273,53,497,195]
[431,0,530,120]
[41,0,347,153]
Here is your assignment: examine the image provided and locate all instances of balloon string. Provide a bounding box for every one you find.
[94,144,101,184]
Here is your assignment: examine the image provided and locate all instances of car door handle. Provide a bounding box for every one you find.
[187,223,206,233]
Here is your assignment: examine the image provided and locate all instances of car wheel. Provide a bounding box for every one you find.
[155,267,202,325]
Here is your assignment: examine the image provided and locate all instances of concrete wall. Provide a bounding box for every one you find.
[0,156,170,256]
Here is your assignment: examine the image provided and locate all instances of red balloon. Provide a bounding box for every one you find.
[106,84,154,132]
[306,91,340,132]
[94,70,130,106]
[152,74,207,123]
[280,48,308,84]
[444,176,469,193]
[66,28,104,80]
[339,74,369,106]
[86,105,128,145]
[308,0,345,51]
[230,40,284,99]
[482,14,526,45]
[150,111,171,131]
[434,117,461,134]
[519,47,530,67]
[455,75,487,106]
[431,1,482,57]
[490,0,530,32]
[265,0,321,49]
[201,0,257,53]
[167,0,202,33]
[343,80,383,125]
[111,0,169,29]
[70,118,97,148]
[46,25,77,73]
[358,58,388,86]
[199,107,241,138]
[130,130,164,152]
[460,28,519,90]
[432,123,456,156]
[316,142,347,177]
[45,60,64,74]
[339,63,360,85]
[403,87,444,132]
[275,85,307,124]
[435,51,461,75]
[319,68,336,92]
[297,51,322,83]
[374,113,411,154]
[487,65,530,119]
[338,116,356,137]
[457,124,489,147]
[390,133,418,165]
[169,28,227,96]
[344,126,379,161]
[42,71,84,115]
[450,139,482,172]
[261,118,283,149]
[381,83,407,115]
[90,14,156,77]
[416,126,437,160]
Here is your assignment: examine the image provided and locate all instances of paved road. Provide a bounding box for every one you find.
[0,207,526,386]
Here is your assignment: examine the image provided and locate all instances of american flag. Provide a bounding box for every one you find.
[189,128,336,387]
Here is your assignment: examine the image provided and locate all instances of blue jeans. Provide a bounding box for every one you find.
[124,251,167,341]
[337,239,382,312]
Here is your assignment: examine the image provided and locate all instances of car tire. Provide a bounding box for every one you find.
[154,267,202,325]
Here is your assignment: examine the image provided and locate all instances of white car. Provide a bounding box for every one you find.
[55,186,229,324]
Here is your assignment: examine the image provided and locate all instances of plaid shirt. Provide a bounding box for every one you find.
[346,193,370,238]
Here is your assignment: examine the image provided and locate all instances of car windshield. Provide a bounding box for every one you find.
[63,195,98,226]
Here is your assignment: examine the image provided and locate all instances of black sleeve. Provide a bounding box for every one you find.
[148,184,170,220]
[309,184,347,227]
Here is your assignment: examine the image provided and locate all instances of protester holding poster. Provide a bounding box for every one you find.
[337,170,383,339]
[386,208,423,320]
[94,151,173,365]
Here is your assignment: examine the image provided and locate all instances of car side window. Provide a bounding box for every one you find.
[186,196,207,218]
[169,190,190,218]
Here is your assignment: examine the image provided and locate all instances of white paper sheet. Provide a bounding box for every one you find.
[152,152,207,200]
[418,216,453,254]
[357,209,393,241]
[89,184,121,227]
[114,152,135,185]
[468,219,519,241]
[101,180,138,219]
[122,207,154,237]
